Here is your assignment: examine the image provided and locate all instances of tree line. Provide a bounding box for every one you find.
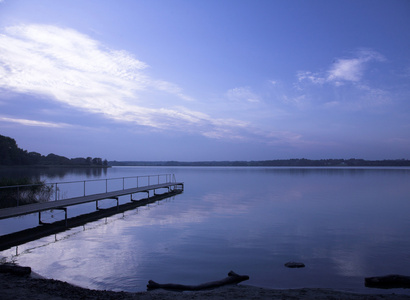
[0,134,108,167]
[110,158,410,167]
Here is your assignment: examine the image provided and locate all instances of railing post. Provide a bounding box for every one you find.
[3,173,177,212]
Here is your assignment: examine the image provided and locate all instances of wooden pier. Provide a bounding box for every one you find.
[0,175,184,226]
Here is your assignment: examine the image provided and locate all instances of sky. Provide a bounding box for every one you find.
[0,0,409,161]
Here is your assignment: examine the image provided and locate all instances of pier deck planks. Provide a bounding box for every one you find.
[0,182,183,220]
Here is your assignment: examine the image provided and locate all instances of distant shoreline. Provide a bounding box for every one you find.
[109,159,410,167]
[0,165,111,169]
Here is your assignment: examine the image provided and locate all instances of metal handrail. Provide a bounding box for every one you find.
[0,174,177,205]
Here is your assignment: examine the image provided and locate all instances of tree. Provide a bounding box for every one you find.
[0,134,24,165]
[44,153,71,165]
[0,134,109,167]
[92,157,102,165]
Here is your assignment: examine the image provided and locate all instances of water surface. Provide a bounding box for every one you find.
[1,166,409,295]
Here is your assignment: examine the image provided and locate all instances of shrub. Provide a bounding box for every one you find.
[0,177,53,209]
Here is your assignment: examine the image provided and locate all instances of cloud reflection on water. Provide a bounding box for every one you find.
[1,167,410,294]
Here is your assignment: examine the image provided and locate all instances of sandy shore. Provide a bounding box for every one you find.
[2,271,410,300]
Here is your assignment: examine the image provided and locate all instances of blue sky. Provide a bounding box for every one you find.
[0,0,409,161]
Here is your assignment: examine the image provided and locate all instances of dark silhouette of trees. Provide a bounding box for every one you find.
[3,133,409,168]
[0,134,27,165]
[43,153,71,165]
[92,157,102,165]
[0,134,107,167]
[110,158,410,167]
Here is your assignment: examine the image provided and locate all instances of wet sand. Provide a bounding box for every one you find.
[2,272,410,300]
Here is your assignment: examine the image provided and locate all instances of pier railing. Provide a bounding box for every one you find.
[0,174,176,208]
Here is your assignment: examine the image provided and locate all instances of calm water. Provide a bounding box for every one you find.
[1,166,410,295]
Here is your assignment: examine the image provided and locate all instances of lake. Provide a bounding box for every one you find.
[1,166,410,295]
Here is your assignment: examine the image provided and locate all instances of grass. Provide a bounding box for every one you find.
[0,177,53,209]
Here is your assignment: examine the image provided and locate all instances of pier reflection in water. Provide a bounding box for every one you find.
[1,166,410,295]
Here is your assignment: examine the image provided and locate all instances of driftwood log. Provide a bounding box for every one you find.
[147,270,249,291]
[365,274,410,289]
[284,262,305,268]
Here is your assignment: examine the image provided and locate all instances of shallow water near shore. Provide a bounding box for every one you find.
[1,166,410,295]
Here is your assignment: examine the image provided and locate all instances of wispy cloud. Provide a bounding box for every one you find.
[0,24,317,147]
[0,116,71,128]
[296,71,326,85]
[327,50,385,84]
[282,94,307,109]
[328,58,364,83]
[297,50,385,86]
[293,49,391,110]
[226,87,260,103]
[0,24,248,139]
